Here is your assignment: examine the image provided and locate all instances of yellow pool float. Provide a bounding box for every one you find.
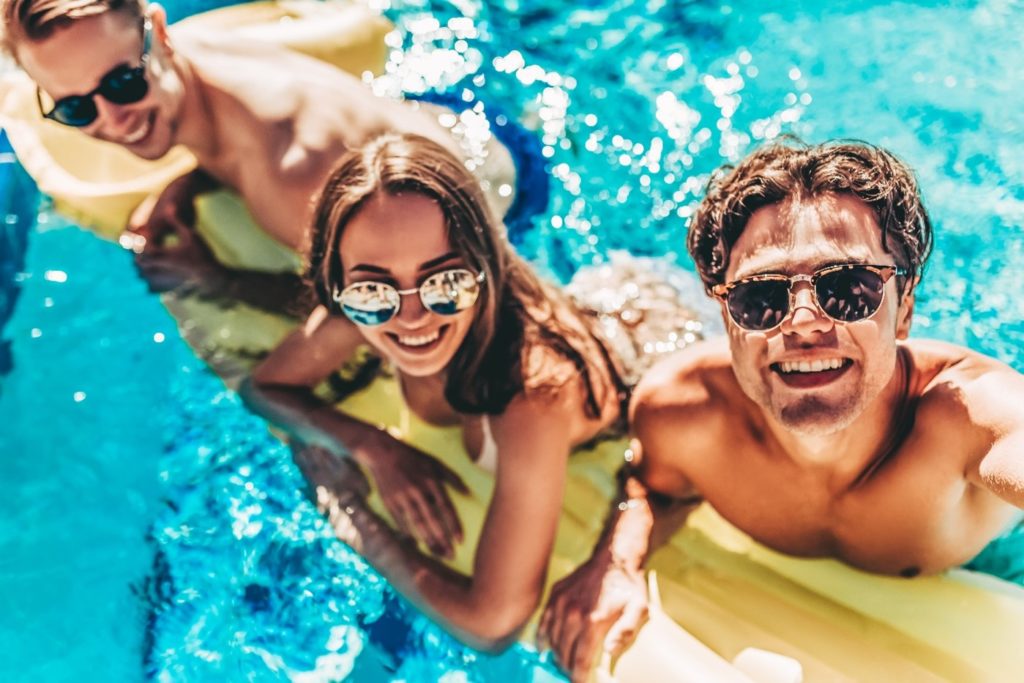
[336,370,1024,683]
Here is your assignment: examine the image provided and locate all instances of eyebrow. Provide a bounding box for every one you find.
[348,251,462,275]
[733,253,879,280]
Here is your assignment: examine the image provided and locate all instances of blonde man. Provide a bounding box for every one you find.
[2,0,524,305]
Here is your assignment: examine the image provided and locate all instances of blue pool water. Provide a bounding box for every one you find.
[2,0,1023,680]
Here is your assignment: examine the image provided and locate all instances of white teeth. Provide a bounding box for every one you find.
[778,358,846,373]
[397,329,441,347]
[122,118,150,144]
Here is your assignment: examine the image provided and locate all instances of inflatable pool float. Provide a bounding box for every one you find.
[335,369,1024,682]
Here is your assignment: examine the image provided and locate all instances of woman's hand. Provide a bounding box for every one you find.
[292,443,371,549]
[538,549,649,682]
[353,429,469,559]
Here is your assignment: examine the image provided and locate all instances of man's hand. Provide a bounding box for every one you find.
[356,430,469,559]
[538,550,649,682]
[123,170,224,294]
[132,215,226,294]
[126,169,216,246]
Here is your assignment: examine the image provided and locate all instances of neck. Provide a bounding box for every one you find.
[171,53,218,161]
[760,346,911,493]
[398,370,448,395]
[396,369,459,426]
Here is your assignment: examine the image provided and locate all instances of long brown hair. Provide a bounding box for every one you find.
[308,133,618,418]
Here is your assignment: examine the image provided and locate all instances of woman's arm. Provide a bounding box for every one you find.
[241,306,467,555]
[240,306,381,453]
[306,390,577,652]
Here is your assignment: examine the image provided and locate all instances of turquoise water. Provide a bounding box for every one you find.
[2,0,1023,680]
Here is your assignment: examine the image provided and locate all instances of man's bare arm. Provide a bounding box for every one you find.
[535,346,729,680]
[978,433,1024,508]
[956,361,1024,508]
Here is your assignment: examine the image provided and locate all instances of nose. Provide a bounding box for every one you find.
[90,97,139,137]
[780,282,833,336]
[394,291,431,328]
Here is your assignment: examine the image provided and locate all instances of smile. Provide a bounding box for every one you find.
[777,358,847,374]
[122,113,153,145]
[770,357,853,389]
[386,325,448,353]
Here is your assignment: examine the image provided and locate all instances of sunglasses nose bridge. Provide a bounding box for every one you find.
[392,287,433,325]
[787,274,817,312]
[92,95,137,129]
[782,279,834,334]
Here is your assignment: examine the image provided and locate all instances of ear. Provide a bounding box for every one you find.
[147,3,173,53]
[894,278,918,340]
[714,294,730,328]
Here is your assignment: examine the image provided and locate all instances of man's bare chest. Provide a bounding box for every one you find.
[691,446,1000,575]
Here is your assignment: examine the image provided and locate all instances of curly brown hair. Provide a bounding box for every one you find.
[687,138,933,295]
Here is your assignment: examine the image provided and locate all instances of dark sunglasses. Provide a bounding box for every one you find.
[711,263,906,332]
[332,268,485,326]
[37,19,152,127]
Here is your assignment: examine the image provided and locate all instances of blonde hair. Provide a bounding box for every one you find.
[1,0,143,56]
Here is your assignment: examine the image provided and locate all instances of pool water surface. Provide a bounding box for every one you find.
[1,0,1022,680]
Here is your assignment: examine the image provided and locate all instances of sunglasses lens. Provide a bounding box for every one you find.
[100,65,149,104]
[338,282,401,326]
[727,280,790,331]
[51,96,99,127]
[815,267,886,322]
[420,269,481,315]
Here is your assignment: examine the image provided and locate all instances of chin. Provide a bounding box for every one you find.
[394,359,448,378]
[775,395,863,436]
[128,118,174,161]
[131,136,174,161]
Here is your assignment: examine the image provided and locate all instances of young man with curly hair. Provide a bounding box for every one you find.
[540,139,1024,681]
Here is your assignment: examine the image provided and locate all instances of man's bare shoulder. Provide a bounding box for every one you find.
[630,338,740,449]
[910,339,1024,434]
[633,338,734,411]
[628,339,739,496]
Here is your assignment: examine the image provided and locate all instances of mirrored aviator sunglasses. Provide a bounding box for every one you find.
[712,264,905,332]
[36,19,152,127]
[332,268,485,327]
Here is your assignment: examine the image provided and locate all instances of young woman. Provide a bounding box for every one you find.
[241,132,636,651]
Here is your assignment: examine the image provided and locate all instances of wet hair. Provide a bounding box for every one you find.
[308,133,620,418]
[687,138,933,295]
[0,0,143,56]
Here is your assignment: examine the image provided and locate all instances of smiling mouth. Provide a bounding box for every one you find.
[387,325,448,353]
[770,357,853,388]
[122,112,153,145]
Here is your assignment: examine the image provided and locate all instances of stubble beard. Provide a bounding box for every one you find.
[776,392,863,436]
